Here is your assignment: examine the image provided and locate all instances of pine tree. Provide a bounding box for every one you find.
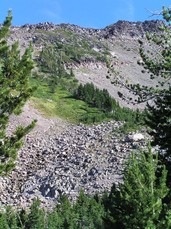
[54,194,73,228]
[39,44,68,93]
[107,7,171,186]
[146,88,171,185]
[138,8,171,187]
[5,207,18,229]
[105,146,169,229]
[25,199,45,229]
[0,11,36,175]
[0,213,8,229]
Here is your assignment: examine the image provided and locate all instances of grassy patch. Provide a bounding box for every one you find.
[30,77,106,123]
[29,76,145,128]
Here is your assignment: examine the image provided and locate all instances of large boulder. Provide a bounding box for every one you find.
[126,133,145,142]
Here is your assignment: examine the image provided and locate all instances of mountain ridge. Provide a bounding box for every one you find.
[10,19,164,38]
[7,19,164,109]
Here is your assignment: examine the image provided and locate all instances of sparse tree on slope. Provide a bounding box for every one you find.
[0,11,35,175]
[136,7,171,187]
[38,44,68,93]
[107,7,171,186]
[105,147,170,229]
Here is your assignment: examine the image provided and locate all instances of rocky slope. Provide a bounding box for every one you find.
[8,19,163,108]
[1,103,148,209]
[0,20,161,208]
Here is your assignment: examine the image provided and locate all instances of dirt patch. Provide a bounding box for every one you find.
[7,101,69,138]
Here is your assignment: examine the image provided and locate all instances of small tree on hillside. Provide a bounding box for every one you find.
[38,43,78,93]
[0,11,35,175]
[105,147,170,229]
[107,7,171,185]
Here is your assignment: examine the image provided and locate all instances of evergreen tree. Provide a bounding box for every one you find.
[137,7,171,187]
[105,146,169,229]
[94,89,102,109]
[47,210,63,229]
[70,68,75,78]
[0,213,8,229]
[17,208,28,229]
[5,207,18,229]
[146,88,171,186]
[54,194,73,228]
[73,83,114,112]
[25,199,45,229]
[39,44,68,92]
[107,7,171,185]
[0,11,35,175]
[102,89,113,112]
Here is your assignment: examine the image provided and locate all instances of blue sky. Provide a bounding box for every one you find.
[0,0,170,28]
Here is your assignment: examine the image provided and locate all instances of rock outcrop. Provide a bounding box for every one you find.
[18,19,164,39]
[104,20,164,38]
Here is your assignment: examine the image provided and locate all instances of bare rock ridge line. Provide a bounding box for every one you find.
[9,19,163,38]
[103,20,164,38]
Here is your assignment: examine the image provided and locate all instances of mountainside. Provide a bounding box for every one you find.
[8,19,163,108]
[0,20,162,209]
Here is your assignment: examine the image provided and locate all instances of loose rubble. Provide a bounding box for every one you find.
[0,120,147,209]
